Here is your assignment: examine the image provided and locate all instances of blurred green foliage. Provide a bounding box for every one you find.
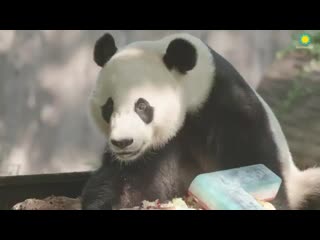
[275,31,320,117]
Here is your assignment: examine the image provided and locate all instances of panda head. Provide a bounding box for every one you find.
[90,33,214,162]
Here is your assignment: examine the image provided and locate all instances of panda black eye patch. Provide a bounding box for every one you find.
[135,98,153,124]
[101,97,114,123]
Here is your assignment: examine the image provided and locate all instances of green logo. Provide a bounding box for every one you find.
[299,33,312,47]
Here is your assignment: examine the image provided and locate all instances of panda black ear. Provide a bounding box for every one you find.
[94,33,118,67]
[163,38,197,74]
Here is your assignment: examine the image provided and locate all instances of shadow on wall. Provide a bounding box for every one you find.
[0,30,293,175]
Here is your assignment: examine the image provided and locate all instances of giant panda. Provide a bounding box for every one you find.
[81,32,320,210]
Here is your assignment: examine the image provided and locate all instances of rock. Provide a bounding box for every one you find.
[12,196,81,210]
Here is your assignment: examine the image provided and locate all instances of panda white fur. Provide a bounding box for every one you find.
[81,32,320,210]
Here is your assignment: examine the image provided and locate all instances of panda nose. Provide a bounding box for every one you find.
[111,138,134,149]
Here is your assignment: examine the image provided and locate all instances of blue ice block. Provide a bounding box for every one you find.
[188,164,282,210]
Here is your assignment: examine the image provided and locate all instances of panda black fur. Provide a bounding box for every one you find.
[81,33,320,210]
